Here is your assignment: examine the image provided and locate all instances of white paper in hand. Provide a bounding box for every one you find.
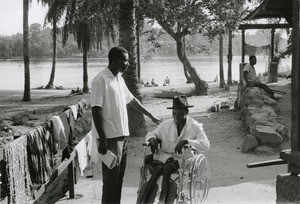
[98,149,117,169]
[88,132,117,169]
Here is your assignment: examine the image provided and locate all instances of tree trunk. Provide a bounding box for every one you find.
[227,30,233,86]
[45,18,57,89]
[219,33,225,88]
[119,0,147,137]
[183,66,193,83]
[182,36,192,83]
[82,48,89,93]
[136,19,141,80]
[176,38,208,95]
[22,0,30,102]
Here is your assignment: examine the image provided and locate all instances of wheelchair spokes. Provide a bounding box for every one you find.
[189,154,210,204]
[137,143,210,204]
[177,169,191,204]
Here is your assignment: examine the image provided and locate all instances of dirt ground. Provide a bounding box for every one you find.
[0,79,292,204]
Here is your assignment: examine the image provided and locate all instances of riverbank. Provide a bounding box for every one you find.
[0,80,291,203]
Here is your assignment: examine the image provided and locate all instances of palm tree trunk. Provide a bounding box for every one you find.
[22,0,30,101]
[82,48,89,93]
[219,33,225,88]
[176,37,208,95]
[136,19,141,80]
[227,30,233,85]
[46,18,57,89]
[119,0,147,137]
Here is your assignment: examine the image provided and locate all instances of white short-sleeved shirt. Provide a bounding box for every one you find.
[243,63,257,85]
[91,67,134,139]
[145,117,210,166]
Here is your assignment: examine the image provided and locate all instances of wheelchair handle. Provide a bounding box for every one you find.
[143,138,162,147]
[142,142,149,147]
[183,144,190,149]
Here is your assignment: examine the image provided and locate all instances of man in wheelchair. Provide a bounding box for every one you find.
[137,95,210,204]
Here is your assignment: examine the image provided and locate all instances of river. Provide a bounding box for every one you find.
[0,55,291,90]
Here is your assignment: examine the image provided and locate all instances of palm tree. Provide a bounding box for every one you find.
[58,0,118,93]
[63,0,116,93]
[42,0,66,89]
[227,30,233,85]
[23,0,30,101]
[119,0,147,137]
[219,33,225,88]
[44,18,58,89]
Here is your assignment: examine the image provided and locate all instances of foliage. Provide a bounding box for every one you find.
[59,0,119,51]
[0,24,110,59]
[0,23,250,60]
[205,0,248,38]
[137,0,251,59]
[139,0,212,38]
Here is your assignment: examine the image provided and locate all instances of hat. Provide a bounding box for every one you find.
[167,95,194,109]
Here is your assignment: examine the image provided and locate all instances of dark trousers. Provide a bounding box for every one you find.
[247,81,274,96]
[138,156,179,204]
[102,136,128,204]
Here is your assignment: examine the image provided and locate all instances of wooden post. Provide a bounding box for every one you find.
[136,19,141,80]
[227,30,233,85]
[68,159,75,198]
[242,29,245,63]
[270,27,275,62]
[291,0,300,169]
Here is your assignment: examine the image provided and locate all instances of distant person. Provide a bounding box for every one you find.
[145,82,151,87]
[140,79,145,87]
[151,78,158,87]
[214,75,218,82]
[243,55,282,100]
[163,76,170,86]
[91,46,162,204]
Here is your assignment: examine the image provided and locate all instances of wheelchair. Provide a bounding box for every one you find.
[137,142,210,204]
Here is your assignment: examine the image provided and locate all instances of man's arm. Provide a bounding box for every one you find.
[92,106,108,154]
[185,125,210,153]
[243,71,249,84]
[128,97,162,124]
[244,70,261,86]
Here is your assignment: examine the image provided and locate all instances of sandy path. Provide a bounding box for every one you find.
[55,81,291,204]
[0,80,291,203]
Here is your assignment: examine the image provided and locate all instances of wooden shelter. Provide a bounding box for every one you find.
[241,0,300,202]
[238,0,292,83]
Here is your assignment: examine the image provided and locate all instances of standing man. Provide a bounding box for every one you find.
[91,46,161,204]
[243,55,282,100]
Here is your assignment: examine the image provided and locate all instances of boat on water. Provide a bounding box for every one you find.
[153,90,193,99]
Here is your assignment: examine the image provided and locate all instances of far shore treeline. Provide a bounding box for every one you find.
[0,23,251,60]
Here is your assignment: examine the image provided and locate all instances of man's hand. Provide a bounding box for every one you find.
[149,137,158,154]
[175,139,188,154]
[98,139,108,154]
[151,115,163,125]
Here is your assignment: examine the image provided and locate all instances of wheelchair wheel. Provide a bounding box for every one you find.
[188,154,210,204]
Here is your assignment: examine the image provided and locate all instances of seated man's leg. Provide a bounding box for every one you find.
[247,81,274,95]
[159,158,180,203]
[256,83,274,96]
[138,161,164,203]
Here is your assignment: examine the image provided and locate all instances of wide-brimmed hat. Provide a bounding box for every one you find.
[167,95,194,109]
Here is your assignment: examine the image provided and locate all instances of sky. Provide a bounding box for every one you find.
[0,0,48,35]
